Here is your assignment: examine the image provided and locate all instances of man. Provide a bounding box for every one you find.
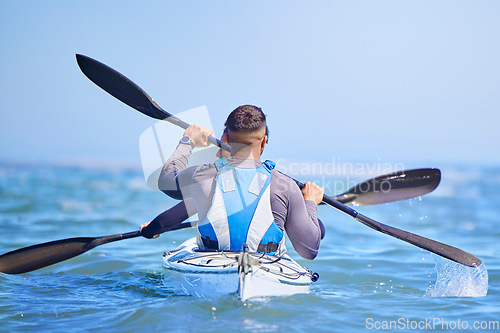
[144,105,324,259]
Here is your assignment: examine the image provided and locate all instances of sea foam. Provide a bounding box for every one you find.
[425,256,488,297]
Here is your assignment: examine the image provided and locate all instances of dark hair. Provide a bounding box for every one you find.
[224,105,269,142]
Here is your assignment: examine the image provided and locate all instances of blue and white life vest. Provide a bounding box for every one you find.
[196,158,285,255]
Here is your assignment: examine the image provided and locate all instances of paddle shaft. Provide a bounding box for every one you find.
[86,220,194,248]
[163,113,230,151]
[82,220,195,250]
[76,54,482,267]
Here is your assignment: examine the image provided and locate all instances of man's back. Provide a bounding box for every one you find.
[159,150,324,259]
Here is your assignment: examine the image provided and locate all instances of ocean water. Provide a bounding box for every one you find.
[0,163,499,332]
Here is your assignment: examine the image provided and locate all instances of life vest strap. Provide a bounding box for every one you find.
[257,241,279,254]
[201,236,219,250]
[201,237,279,254]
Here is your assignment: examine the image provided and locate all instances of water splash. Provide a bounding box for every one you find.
[424,256,488,297]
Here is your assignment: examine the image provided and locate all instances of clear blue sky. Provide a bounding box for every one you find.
[1,1,499,169]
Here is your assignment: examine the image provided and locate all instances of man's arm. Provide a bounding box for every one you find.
[157,124,214,199]
[157,143,194,199]
[141,199,197,238]
[274,178,324,260]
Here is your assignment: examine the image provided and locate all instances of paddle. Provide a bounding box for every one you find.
[0,222,194,275]
[75,54,482,267]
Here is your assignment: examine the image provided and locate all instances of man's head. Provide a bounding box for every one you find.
[224,105,269,149]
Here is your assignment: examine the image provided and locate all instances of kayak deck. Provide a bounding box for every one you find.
[162,238,318,300]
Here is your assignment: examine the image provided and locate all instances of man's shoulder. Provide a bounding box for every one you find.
[270,169,290,182]
[190,163,217,176]
[270,169,301,192]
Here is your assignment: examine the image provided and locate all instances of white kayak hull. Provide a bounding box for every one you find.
[162,238,317,300]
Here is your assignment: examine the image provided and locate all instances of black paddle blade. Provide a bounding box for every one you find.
[0,237,96,274]
[0,231,141,274]
[76,54,226,148]
[337,168,441,206]
[76,54,168,120]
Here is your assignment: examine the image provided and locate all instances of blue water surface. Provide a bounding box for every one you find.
[0,163,498,332]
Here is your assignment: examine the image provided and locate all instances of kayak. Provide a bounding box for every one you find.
[162,237,318,300]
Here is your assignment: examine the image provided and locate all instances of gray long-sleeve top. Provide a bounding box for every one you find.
[158,144,324,259]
